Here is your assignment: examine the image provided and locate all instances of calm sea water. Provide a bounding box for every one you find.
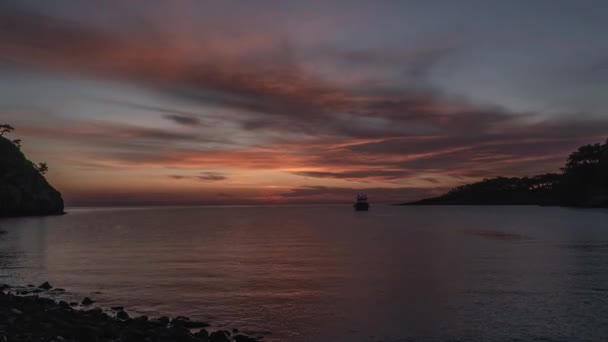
[1,205,608,341]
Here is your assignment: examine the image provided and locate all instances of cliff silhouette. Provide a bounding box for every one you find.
[401,138,608,207]
[0,133,64,217]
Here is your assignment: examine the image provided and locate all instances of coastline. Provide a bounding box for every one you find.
[0,211,66,219]
[0,283,259,342]
[396,200,608,208]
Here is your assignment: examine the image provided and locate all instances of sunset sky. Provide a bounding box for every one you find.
[1,0,607,205]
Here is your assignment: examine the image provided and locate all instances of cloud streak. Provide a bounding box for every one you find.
[198,172,227,181]
[169,172,227,182]
[163,114,201,126]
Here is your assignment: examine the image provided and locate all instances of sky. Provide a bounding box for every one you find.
[1,0,607,206]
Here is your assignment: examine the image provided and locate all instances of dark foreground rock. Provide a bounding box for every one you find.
[38,281,53,290]
[81,297,95,306]
[0,286,259,342]
[0,135,64,217]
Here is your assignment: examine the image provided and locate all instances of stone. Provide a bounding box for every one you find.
[87,307,103,314]
[133,315,148,322]
[194,329,209,339]
[209,330,230,342]
[116,310,129,320]
[0,283,258,342]
[172,315,190,322]
[182,320,210,328]
[171,316,209,329]
[38,282,53,290]
[81,297,95,306]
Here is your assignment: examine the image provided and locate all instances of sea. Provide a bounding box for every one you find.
[1,205,607,341]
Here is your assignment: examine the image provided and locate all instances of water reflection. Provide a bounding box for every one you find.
[0,223,17,283]
[0,206,607,341]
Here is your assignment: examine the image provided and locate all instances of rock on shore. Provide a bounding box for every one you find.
[0,285,259,342]
[0,136,64,217]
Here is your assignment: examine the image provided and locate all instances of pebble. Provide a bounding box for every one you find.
[116,310,129,320]
[1,284,260,342]
[38,282,53,290]
[81,297,95,306]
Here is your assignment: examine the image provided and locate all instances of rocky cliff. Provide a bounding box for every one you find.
[0,136,64,217]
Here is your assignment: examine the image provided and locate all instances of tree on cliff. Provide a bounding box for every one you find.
[0,124,14,136]
[35,162,49,175]
[0,124,49,175]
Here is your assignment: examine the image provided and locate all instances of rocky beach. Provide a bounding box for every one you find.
[0,283,259,342]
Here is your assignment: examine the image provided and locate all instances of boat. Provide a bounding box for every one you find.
[353,193,370,211]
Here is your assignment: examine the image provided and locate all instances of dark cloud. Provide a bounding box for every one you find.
[169,172,227,182]
[0,5,110,53]
[24,123,191,140]
[163,114,201,126]
[588,58,608,72]
[18,120,229,147]
[0,3,507,141]
[421,177,440,184]
[63,189,261,207]
[198,172,227,181]
[98,98,214,122]
[293,170,411,180]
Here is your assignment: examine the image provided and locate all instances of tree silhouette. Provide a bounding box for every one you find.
[35,162,49,175]
[562,143,604,173]
[0,124,14,136]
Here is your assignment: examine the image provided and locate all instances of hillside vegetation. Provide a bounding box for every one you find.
[0,129,64,217]
[402,139,608,207]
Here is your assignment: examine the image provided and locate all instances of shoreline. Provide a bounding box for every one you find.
[395,200,608,208]
[397,203,608,208]
[0,282,259,342]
